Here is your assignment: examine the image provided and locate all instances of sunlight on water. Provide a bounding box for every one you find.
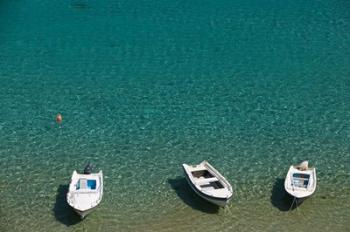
[0,0,349,231]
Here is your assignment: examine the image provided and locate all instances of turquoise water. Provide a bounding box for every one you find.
[1,0,350,231]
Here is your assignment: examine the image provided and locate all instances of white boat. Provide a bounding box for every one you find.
[67,165,103,218]
[284,161,316,199]
[182,160,233,207]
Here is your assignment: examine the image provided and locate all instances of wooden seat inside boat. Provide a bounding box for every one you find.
[200,180,224,189]
[195,177,219,185]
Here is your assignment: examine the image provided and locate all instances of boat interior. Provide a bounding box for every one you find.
[292,173,310,188]
[191,170,214,178]
[191,170,224,189]
[76,178,97,190]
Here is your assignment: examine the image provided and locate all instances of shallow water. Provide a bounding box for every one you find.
[0,0,350,231]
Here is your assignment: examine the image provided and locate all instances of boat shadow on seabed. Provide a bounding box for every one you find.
[53,184,81,226]
[271,178,302,211]
[168,177,220,214]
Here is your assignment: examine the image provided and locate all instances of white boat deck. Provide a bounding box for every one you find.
[70,192,100,211]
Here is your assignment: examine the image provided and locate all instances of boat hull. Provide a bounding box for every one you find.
[285,190,313,200]
[74,206,96,219]
[183,167,230,207]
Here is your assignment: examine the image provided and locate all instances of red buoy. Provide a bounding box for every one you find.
[56,114,63,124]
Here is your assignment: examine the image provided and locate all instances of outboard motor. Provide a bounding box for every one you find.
[84,163,94,174]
